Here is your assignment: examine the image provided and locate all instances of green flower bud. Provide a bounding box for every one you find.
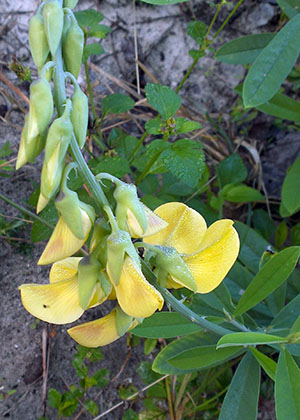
[114,182,148,237]
[70,85,88,148]
[29,11,49,70]
[78,256,101,310]
[62,13,84,79]
[40,100,73,202]
[106,229,139,286]
[63,0,78,9]
[152,246,197,292]
[27,77,53,141]
[43,0,64,56]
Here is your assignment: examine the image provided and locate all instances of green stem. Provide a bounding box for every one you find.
[0,193,55,230]
[175,59,198,94]
[141,260,234,337]
[84,61,97,121]
[135,150,163,185]
[212,0,244,42]
[128,131,148,162]
[205,0,224,39]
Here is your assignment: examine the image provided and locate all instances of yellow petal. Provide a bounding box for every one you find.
[127,208,145,238]
[144,202,207,254]
[184,224,239,293]
[196,219,235,252]
[49,257,83,283]
[19,277,84,324]
[67,309,120,347]
[110,256,163,318]
[38,211,92,265]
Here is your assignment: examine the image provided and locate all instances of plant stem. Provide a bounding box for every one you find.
[176,59,198,93]
[135,150,163,185]
[128,131,148,162]
[205,0,224,39]
[84,61,97,121]
[212,0,244,42]
[0,193,55,229]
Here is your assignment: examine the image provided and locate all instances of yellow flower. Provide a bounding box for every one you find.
[144,202,239,293]
[19,257,107,324]
[38,209,93,265]
[67,307,139,348]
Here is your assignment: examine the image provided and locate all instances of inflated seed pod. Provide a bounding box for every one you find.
[70,86,88,148]
[29,11,49,70]
[62,15,84,79]
[63,0,79,9]
[40,100,73,201]
[42,0,64,56]
[27,77,53,141]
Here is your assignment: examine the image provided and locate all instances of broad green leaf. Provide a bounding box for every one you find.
[218,352,260,420]
[139,0,188,4]
[234,246,300,316]
[93,155,130,178]
[132,312,202,338]
[167,345,243,372]
[215,33,274,65]
[187,21,207,46]
[84,400,98,416]
[281,156,300,215]
[217,332,288,349]
[102,94,135,115]
[222,184,264,203]
[161,138,205,187]
[174,117,201,133]
[31,204,58,242]
[0,141,12,158]
[277,0,300,18]
[75,9,104,27]
[250,348,277,381]
[145,83,181,119]
[243,14,300,108]
[271,294,300,330]
[235,84,300,123]
[275,349,300,420]
[152,331,243,374]
[217,153,247,188]
[82,43,104,63]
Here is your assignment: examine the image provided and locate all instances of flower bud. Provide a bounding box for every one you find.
[70,86,88,148]
[43,0,64,56]
[40,100,73,205]
[62,14,84,79]
[27,77,53,141]
[63,0,78,9]
[29,11,49,70]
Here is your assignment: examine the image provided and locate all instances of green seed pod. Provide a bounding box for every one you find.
[43,0,64,56]
[70,86,88,148]
[40,100,73,201]
[27,77,53,141]
[29,11,49,70]
[62,15,84,79]
[63,0,79,9]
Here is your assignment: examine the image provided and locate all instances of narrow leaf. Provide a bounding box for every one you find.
[281,156,300,215]
[215,33,274,65]
[275,349,300,420]
[243,14,300,108]
[277,0,300,18]
[217,332,288,349]
[234,246,300,316]
[250,348,277,381]
[218,352,260,420]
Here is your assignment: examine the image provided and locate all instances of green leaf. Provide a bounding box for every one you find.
[82,43,105,63]
[144,338,157,355]
[93,155,130,178]
[139,0,188,4]
[250,348,277,381]
[145,83,181,119]
[145,117,164,134]
[132,312,202,338]
[277,0,300,18]
[222,184,264,203]
[271,294,300,330]
[252,209,276,241]
[161,138,205,188]
[30,204,58,242]
[235,84,300,123]
[48,388,62,409]
[75,9,104,27]
[275,349,300,420]
[102,93,135,115]
[234,247,300,317]
[217,153,247,188]
[84,400,98,416]
[275,220,288,248]
[243,14,300,108]
[0,141,13,158]
[187,21,207,46]
[215,33,274,65]
[218,352,260,420]
[174,117,201,133]
[152,331,244,374]
[281,156,300,215]
[217,332,288,349]
[290,315,300,334]
[122,409,139,420]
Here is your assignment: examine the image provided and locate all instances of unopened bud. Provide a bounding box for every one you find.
[43,0,64,56]
[62,12,84,79]
[70,86,88,148]
[29,11,49,70]
[28,77,53,141]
